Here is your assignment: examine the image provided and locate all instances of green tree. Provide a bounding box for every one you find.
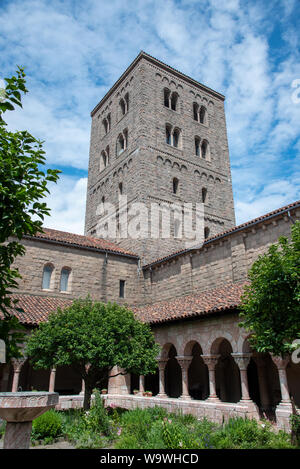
[239,220,300,357]
[0,67,60,356]
[26,297,160,409]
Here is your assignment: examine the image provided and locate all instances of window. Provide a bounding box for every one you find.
[199,106,206,124]
[173,129,179,148]
[120,98,126,116]
[102,118,108,134]
[165,125,181,148]
[204,227,210,239]
[195,137,200,156]
[116,130,128,156]
[60,268,71,292]
[107,114,111,131]
[193,103,199,121]
[170,92,178,111]
[166,125,171,145]
[164,88,170,107]
[100,151,107,172]
[120,94,129,117]
[201,187,207,203]
[119,280,125,298]
[172,177,179,194]
[42,264,54,290]
[201,140,209,159]
[125,93,129,112]
[118,182,123,195]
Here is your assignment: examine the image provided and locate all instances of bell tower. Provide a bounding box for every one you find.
[84,52,235,264]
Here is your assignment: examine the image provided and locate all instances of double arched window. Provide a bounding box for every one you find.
[194,137,210,160]
[116,129,128,156]
[193,103,208,125]
[164,88,178,111]
[166,125,181,148]
[42,264,71,292]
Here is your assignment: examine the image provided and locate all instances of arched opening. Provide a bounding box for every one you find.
[201,140,209,159]
[42,264,54,290]
[201,187,207,203]
[199,106,207,124]
[118,182,123,196]
[195,137,200,156]
[193,102,199,121]
[100,152,107,172]
[165,345,182,398]
[187,343,209,400]
[213,338,241,403]
[204,227,210,239]
[172,177,179,194]
[171,92,178,111]
[60,267,71,292]
[124,93,129,112]
[102,118,108,135]
[164,88,170,107]
[173,129,180,148]
[116,134,125,156]
[130,373,139,394]
[120,98,126,116]
[166,125,171,145]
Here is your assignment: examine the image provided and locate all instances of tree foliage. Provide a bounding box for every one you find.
[26,297,160,409]
[0,66,60,319]
[239,220,300,356]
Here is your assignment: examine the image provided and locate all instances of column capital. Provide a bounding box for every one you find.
[176,356,193,370]
[271,355,290,370]
[158,358,168,371]
[231,353,252,370]
[201,354,220,370]
[11,358,26,373]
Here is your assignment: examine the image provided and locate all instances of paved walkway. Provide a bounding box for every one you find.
[0,438,75,449]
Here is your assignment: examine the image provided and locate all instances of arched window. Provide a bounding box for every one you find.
[193,103,199,121]
[120,98,126,116]
[199,106,207,124]
[124,93,129,112]
[170,92,178,111]
[164,88,170,107]
[172,177,179,194]
[195,137,200,156]
[116,134,125,156]
[173,128,180,148]
[102,118,108,135]
[107,113,111,131]
[166,125,171,145]
[100,151,107,172]
[60,268,71,292]
[201,140,209,159]
[204,227,210,239]
[201,187,207,203]
[42,264,54,290]
[118,182,123,195]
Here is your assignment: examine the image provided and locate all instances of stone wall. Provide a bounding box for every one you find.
[12,238,141,306]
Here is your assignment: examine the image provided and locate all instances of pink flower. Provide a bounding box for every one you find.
[117,428,122,436]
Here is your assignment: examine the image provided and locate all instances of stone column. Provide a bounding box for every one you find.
[176,356,193,400]
[271,355,293,430]
[201,355,220,400]
[139,375,145,395]
[11,358,26,392]
[49,368,56,393]
[157,359,168,398]
[232,353,252,402]
[80,379,85,395]
[271,355,291,404]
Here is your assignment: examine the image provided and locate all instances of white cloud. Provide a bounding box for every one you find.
[0,0,299,234]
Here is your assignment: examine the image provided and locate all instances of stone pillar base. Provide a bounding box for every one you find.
[156,393,168,399]
[4,421,33,449]
[179,395,192,400]
[275,402,293,431]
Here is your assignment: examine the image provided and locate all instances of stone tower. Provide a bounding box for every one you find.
[84,52,235,264]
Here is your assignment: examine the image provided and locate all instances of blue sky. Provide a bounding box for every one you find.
[0,0,299,234]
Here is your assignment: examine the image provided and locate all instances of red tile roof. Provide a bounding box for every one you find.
[25,228,138,258]
[133,282,247,324]
[143,199,300,269]
[1,294,73,325]
[3,282,246,326]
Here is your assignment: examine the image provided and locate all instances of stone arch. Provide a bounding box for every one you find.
[164,344,182,398]
[186,342,209,400]
[213,338,241,403]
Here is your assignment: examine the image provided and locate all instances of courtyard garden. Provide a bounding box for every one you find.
[1,390,298,450]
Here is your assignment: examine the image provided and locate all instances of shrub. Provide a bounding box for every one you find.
[83,389,112,436]
[290,413,300,446]
[31,409,62,441]
[0,420,6,439]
